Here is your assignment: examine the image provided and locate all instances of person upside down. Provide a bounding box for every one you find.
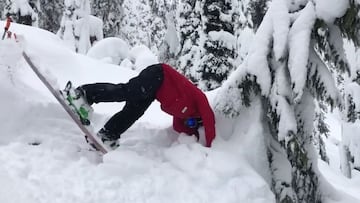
[76,63,216,149]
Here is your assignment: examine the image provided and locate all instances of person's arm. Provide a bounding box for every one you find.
[195,91,216,147]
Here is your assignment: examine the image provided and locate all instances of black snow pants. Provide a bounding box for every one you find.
[80,64,164,140]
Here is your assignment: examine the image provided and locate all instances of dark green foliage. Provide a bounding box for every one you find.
[347,95,357,122]
[307,65,335,108]
[315,103,330,138]
[332,0,360,180]
[238,74,261,107]
[200,0,237,90]
[318,133,329,163]
[201,40,236,89]
[312,103,330,164]
[313,19,350,77]
[203,0,233,33]
[178,0,201,49]
[267,145,297,203]
[247,0,268,30]
[0,1,5,18]
[148,0,176,52]
[337,0,360,47]
[91,0,124,37]
[149,0,171,18]
[38,0,64,33]
[286,137,320,203]
[346,72,360,122]
[176,0,202,81]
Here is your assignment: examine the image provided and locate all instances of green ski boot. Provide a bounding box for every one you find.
[61,81,93,125]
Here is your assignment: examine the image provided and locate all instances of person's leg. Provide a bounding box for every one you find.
[79,83,129,104]
[85,64,164,148]
[99,98,154,140]
[79,64,163,104]
[126,64,164,101]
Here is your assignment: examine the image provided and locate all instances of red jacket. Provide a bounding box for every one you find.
[155,64,216,147]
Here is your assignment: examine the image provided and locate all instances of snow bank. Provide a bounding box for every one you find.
[87,37,130,65]
[129,44,158,72]
[0,40,23,67]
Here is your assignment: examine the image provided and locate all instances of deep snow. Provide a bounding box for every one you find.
[0,21,359,203]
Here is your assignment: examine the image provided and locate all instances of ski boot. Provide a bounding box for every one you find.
[97,128,120,150]
[61,81,93,126]
[85,128,119,151]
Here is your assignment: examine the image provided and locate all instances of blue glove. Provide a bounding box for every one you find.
[184,117,203,128]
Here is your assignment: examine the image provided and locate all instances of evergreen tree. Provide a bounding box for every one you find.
[158,11,180,67]
[232,0,251,66]
[120,0,169,53]
[91,0,124,37]
[214,0,351,201]
[247,0,268,30]
[148,0,170,53]
[334,0,360,178]
[58,0,102,54]
[0,1,5,19]
[175,0,250,90]
[57,0,81,52]
[149,0,170,18]
[197,0,237,90]
[120,0,152,48]
[313,101,330,163]
[176,0,204,83]
[38,0,64,33]
[4,0,39,26]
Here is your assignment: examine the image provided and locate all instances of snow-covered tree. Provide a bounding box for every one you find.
[38,0,64,33]
[197,0,237,90]
[57,0,83,51]
[176,0,204,83]
[149,0,170,18]
[148,0,174,51]
[313,101,330,163]
[336,0,360,177]
[3,0,39,26]
[247,0,269,30]
[232,0,254,67]
[120,0,169,53]
[214,0,350,201]
[58,0,103,54]
[91,0,124,37]
[158,11,180,67]
[175,0,253,90]
[120,0,152,49]
[0,1,6,18]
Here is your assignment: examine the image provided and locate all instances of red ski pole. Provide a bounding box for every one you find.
[2,17,12,40]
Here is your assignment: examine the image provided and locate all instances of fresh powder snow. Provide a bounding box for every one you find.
[0,20,359,203]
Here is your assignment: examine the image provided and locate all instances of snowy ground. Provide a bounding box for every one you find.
[0,22,359,203]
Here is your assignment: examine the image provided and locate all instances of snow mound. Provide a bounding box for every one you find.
[129,44,158,72]
[87,37,130,65]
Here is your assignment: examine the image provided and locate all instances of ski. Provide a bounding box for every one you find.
[22,52,109,154]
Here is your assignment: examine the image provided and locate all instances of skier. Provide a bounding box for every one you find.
[76,63,216,149]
